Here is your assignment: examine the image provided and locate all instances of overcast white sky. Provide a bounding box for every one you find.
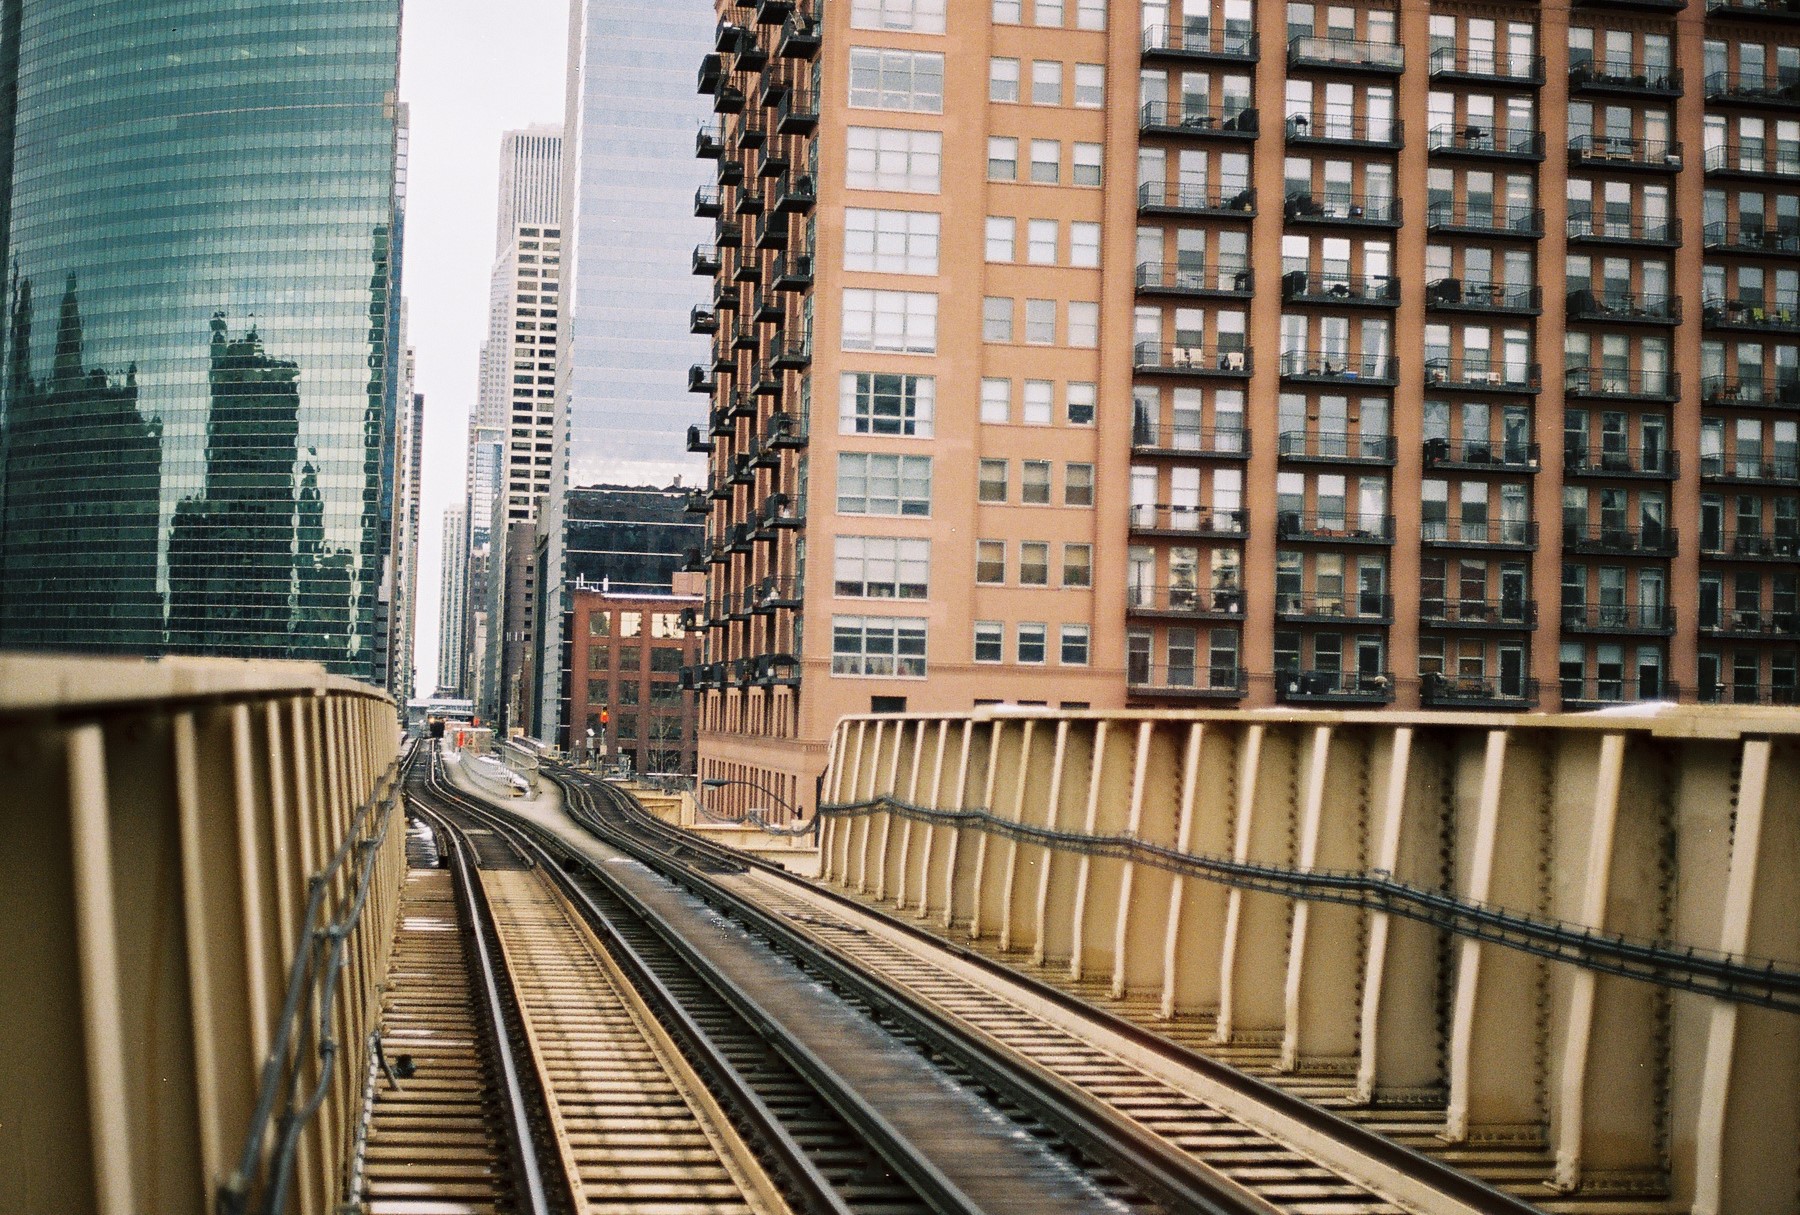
[399,0,569,696]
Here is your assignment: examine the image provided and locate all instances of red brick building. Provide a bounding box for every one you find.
[568,574,702,775]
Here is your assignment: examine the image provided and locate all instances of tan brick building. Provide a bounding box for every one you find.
[690,0,1800,814]
[570,575,702,775]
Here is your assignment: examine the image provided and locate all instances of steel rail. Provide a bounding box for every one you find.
[553,772,1304,1215]
[552,763,1549,1215]
[417,759,872,1215]
[408,800,555,1215]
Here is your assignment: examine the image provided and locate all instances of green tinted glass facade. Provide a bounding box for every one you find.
[0,1,402,678]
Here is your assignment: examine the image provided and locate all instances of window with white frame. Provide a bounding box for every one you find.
[1067,382,1096,425]
[1074,64,1105,108]
[1025,299,1056,344]
[832,615,927,677]
[847,127,942,193]
[1076,0,1106,29]
[834,535,930,599]
[851,0,946,33]
[849,48,945,113]
[1030,139,1061,183]
[976,539,1006,582]
[1036,0,1064,26]
[1063,543,1092,587]
[1018,622,1048,663]
[1060,624,1091,664]
[993,0,1021,21]
[981,377,1011,422]
[837,452,932,516]
[1027,219,1058,264]
[843,209,940,274]
[1065,462,1095,505]
[1022,460,1053,503]
[974,621,1005,662]
[990,57,1020,102]
[983,296,1015,342]
[1073,142,1103,185]
[841,289,938,353]
[1031,60,1063,105]
[839,371,935,436]
[978,459,1009,502]
[1023,379,1054,423]
[1020,542,1051,584]
[988,136,1019,180]
[1068,301,1099,346]
[985,216,1016,261]
[1070,221,1101,267]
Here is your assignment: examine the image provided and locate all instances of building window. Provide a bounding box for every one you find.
[1067,382,1096,425]
[976,539,1007,583]
[1027,218,1058,264]
[974,620,1004,662]
[1018,622,1048,663]
[837,452,933,516]
[1031,60,1063,106]
[848,48,945,113]
[847,127,942,193]
[978,458,1009,502]
[1065,462,1094,506]
[839,371,935,436]
[1069,222,1100,268]
[843,208,940,274]
[1062,543,1092,587]
[1022,460,1052,503]
[1068,301,1098,347]
[994,0,1021,21]
[841,289,937,353]
[990,57,1020,102]
[1020,542,1050,585]
[983,295,1015,342]
[1023,379,1053,424]
[1036,0,1064,25]
[834,536,931,599]
[1030,139,1061,183]
[985,216,1015,262]
[1072,142,1102,186]
[1076,0,1105,28]
[1073,64,1105,108]
[988,136,1019,180]
[1025,298,1056,344]
[832,615,928,677]
[851,0,946,33]
[1060,624,1091,665]
[981,377,1011,423]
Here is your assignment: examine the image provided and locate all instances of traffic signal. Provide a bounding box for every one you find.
[600,709,610,727]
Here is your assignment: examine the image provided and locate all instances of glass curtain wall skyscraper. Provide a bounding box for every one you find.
[0,1,403,678]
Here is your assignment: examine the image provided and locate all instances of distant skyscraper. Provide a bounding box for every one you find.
[391,383,425,701]
[439,502,469,697]
[495,125,564,255]
[538,0,714,737]
[0,2,404,676]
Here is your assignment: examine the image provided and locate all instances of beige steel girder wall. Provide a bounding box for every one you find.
[0,655,402,1215]
[819,704,1800,1211]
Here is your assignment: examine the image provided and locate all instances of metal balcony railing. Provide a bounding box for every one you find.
[1566,212,1681,245]
[1276,511,1396,542]
[1425,358,1541,392]
[1427,201,1545,236]
[1562,523,1679,555]
[1698,681,1800,707]
[1139,101,1259,136]
[1141,23,1259,60]
[1423,437,1541,470]
[1135,261,1254,297]
[1571,59,1683,94]
[1280,271,1399,305]
[1275,592,1395,623]
[1287,35,1404,72]
[1699,609,1800,637]
[1277,430,1398,463]
[1284,191,1400,224]
[1426,279,1542,314]
[1702,220,1800,254]
[1278,349,1397,383]
[1134,342,1252,375]
[1563,366,1679,401]
[1429,47,1546,84]
[1427,124,1546,159]
[1127,504,1249,537]
[1129,422,1250,456]
[1420,520,1539,548]
[1277,669,1397,703]
[1705,143,1800,177]
[1421,674,1540,708]
[1285,111,1402,147]
[1700,375,1800,408]
[1698,453,1800,484]
[1566,289,1681,323]
[1419,598,1539,628]
[1706,0,1800,15]
[1125,583,1247,617]
[1562,603,1678,633]
[1559,677,1680,711]
[1569,134,1683,170]
[1138,179,1258,216]
[1564,447,1681,478]
[1702,296,1800,332]
[1127,663,1250,697]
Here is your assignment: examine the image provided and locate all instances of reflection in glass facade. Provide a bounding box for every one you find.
[0,1,403,678]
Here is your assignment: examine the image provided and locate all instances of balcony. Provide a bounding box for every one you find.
[1139,101,1259,139]
[1704,530,1800,561]
[730,317,758,350]
[715,214,742,247]
[1699,452,1800,486]
[751,359,782,397]
[693,185,721,219]
[1564,447,1681,480]
[1566,289,1681,325]
[1420,674,1540,711]
[757,577,803,611]
[1570,60,1683,98]
[1562,367,1679,402]
[1427,123,1546,162]
[726,390,756,419]
[1700,609,1800,639]
[1129,422,1250,459]
[1565,212,1681,247]
[765,411,808,449]
[1424,437,1541,473]
[761,491,804,530]
[754,0,794,24]
[1127,504,1248,539]
[751,287,782,323]
[689,305,718,335]
[1428,47,1546,86]
[692,244,721,276]
[1698,682,1799,707]
[1141,23,1259,63]
[1424,358,1541,393]
[1134,342,1252,377]
[1705,71,1800,108]
[1277,511,1396,544]
[1138,180,1257,218]
[1702,220,1800,256]
[717,158,744,188]
[778,14,821,59]
[1419,598,1540,630]
[1285,111,1403,149]
[1426,279,1542,316]
[698,53,723,95]
[712,82,746,115]
[1568,134,1683,171]
[1702,295,1800,333]
[1700,375,1800,409]
[1562,523,1679,556]
[1275,593,1394,625]
[775,89,818,134]
[1705,143,1800,179]
[1705,0,1800,19]
[1277,430,1397,466]
[696,122,724,159]
[1575,0,1685,11]
[771,338,812,371]
[708,406,733,437]
[1135,261,1254,299]
[685,426,713,457]
[1126,583,1246,620]
[1280,271,1399,307]
[755,213,788,250]
[1278,349,1397,386]
[1276,669,1397,705]
[1128,664,1250,701]
[1420,520,1539,551]
[773,172,815,214]
[1562,677,1682,715]
[771,252,812,292]
[1561,603,1677,635]
[755,142,789,180]
[1284,191,1401,227]
[1286,36,1404,75]
[734,182,764,215]
[1425,201,1544,238]
[687,364,715,394]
